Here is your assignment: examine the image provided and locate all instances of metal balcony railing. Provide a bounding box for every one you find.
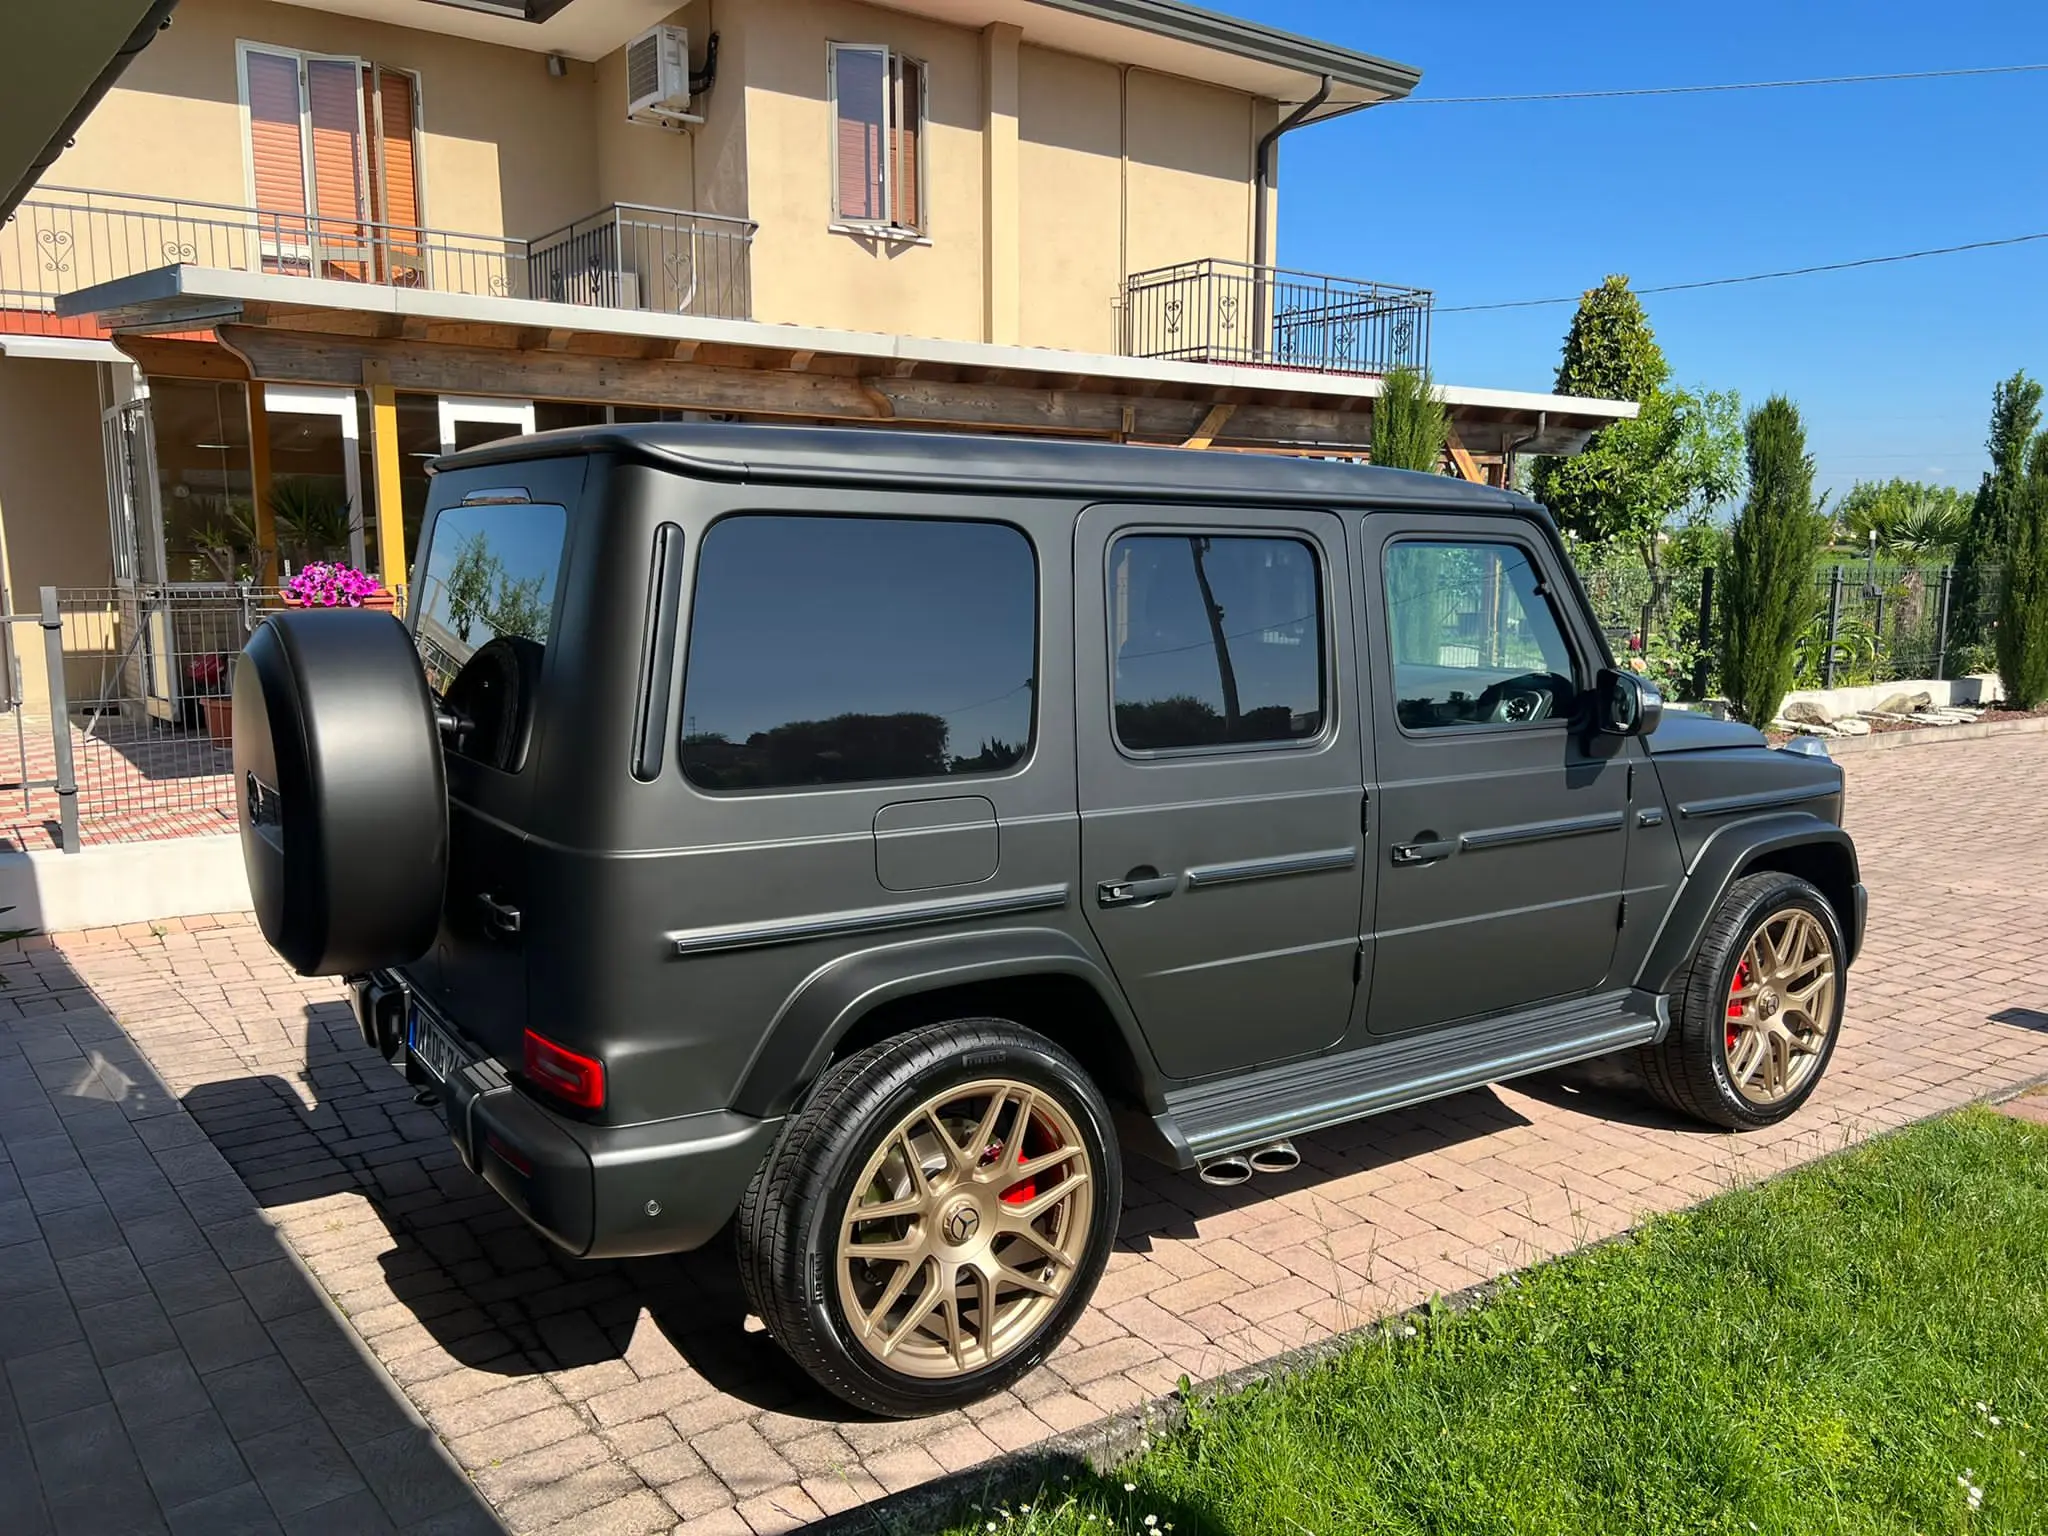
[527,203,754,321]
[0,187,756,329]
[1121,258,1432,378]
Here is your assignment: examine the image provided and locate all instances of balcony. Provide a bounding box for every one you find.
[1121,258,1432,379]
[0,187,755,335]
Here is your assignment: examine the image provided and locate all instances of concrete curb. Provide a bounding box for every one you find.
[0,832,252,931]
[810,1071,2048,1535]
[1815,714,2048,756]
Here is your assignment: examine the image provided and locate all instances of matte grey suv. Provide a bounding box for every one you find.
[233,425,1865,1416]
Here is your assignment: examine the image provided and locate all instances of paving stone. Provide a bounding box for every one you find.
[349,1425,478,1526]
[206,1352,320,1438]
[105,1347,213,1429]
[79,1292,182,1368]
[41,1203,125,1261]
[0,1286,81,1360]
[5,1340,109,1422]
[172,1300,275,1375]
[238,1416,368,1518]
[131,1407,254,1510]
[163,1480,283,1536]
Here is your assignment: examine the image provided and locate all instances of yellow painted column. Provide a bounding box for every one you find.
[245,383,277,585]
[981,23,1022,347]
[364,362,408,601]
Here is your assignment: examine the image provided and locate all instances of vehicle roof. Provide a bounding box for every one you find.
[435,422,1547,517]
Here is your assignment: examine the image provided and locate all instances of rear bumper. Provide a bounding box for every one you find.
[352,976,781,1259]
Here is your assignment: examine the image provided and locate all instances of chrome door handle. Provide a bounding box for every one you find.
[1097,875,1180,907]
[1390,838,1457,866]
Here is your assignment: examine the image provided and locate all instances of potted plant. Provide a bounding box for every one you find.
[186,652,235,745]
[283,561,395,612]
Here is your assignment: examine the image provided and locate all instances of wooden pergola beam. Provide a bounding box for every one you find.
[1445,421,1487,484]
[214,329,1379,449]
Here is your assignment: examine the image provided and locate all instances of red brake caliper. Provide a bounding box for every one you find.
[1726,959,1750,1050]
[986,1112,1048,1207]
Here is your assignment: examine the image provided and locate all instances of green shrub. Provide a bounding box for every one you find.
[1371,366,1447,473]
[1995,434,2048,708]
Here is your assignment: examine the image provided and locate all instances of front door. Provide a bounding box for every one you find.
[1360,515,1630,1036]
[1075,505,1367,1082]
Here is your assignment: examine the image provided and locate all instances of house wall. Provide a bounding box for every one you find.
[30,0,1277,349]
[726,0,989,341]
[55,0,606,241]
[0,359,116,711]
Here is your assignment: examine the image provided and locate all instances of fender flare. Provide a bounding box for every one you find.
[728,924,1160,1120]
[1635,812,1863,996]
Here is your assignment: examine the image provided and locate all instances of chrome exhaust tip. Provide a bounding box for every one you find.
[1197,1153,1254,1187]
[1247,1139,1300,1175]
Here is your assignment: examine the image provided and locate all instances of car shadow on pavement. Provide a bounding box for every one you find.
[178,1000,857,1420]
[0,940,503,1535]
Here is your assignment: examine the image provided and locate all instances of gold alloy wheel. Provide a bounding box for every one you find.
[836,1079,1093,1379]
[1723,907,1839,1105]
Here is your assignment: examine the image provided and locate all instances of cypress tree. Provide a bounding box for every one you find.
[1995,431,2048,709]
[1955,371,2043,653]
[1721,397,1827,727]
[1371,366,1447,473]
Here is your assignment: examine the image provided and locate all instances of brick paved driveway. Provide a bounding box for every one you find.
[10,733,2048,1534]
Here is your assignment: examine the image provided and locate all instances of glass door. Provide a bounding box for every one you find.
[264,386,365,570]
[438,396,535,455]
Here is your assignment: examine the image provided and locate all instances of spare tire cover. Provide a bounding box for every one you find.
[234,609,448,976]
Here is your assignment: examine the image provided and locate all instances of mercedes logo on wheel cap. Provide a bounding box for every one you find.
[941,1202,981,1246]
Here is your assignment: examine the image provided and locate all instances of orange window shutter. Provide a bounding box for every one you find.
[306,59,366,222]
[246,50,308,218]
[834,47,885,222]
[891,57,922,230]
[377,69,421,231]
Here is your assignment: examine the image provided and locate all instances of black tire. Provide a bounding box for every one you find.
[736,1019,1121,1417]
[234,610,447,976]
[1640,871,1847,1130]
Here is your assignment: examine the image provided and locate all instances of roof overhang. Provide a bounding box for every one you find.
[268,0,692,63]
[0,0,180,220]
[61,264,1632,455]
[876,0,1420,114]
[0,336,131,365]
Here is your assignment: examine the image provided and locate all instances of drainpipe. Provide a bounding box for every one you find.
[1251,75,1331,363]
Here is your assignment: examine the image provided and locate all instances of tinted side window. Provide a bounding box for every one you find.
[1109,533,1325,752]
[680,515,1036,790]
[1383,539,1578,730]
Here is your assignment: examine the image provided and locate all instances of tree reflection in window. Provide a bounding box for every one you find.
[1109,534,1324,752]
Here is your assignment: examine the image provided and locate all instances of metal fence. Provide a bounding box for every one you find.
[0,584,408,854]
[1,186,756,325]
[1120,258,1433,377]
[1573,554,2005,700]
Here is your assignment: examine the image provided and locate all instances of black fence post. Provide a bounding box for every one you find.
[1692,566,1716,700]
[1823,565,1845,690]
[1934,565,1954,681]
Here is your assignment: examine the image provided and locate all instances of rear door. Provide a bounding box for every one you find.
[1075,504,1367,1081]
[402,457,584,1059]
[1359,513,1629,1036]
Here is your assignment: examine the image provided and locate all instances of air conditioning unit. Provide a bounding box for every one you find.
[561,268,641,310]
[626,25,699,127]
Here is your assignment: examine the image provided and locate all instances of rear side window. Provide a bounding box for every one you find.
[413,501,568,694]
[680,515,1036,790]
[1109,533,1325,752]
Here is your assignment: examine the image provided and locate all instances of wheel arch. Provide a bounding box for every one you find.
[729,926,1162,1123]
[1637,813,1863,995]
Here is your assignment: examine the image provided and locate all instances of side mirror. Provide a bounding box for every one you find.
[1594,667,1663,737]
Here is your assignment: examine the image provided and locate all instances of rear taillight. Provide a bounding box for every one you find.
[522,1029,605,1110]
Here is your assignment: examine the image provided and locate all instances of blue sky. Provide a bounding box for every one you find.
[1228,0,2048,500]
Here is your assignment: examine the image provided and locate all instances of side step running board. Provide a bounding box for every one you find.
[1156,989,1666,1164]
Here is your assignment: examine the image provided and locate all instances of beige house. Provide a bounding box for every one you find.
[0,0,1632,713]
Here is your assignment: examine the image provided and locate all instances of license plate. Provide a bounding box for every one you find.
[407,1006,467,1085]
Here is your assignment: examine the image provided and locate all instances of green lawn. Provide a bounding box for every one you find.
[922,1107,2048,1536]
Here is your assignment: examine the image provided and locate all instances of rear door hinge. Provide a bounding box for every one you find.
[1617,894,1629,929]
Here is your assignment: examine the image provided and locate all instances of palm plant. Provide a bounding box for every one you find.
[1838,479,1972,556]
[268,476,360,567]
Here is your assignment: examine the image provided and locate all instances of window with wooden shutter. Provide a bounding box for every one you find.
[366,66,424,285]
[243,43,423,282]
[830,44,925,235]
[246,48,308,269]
